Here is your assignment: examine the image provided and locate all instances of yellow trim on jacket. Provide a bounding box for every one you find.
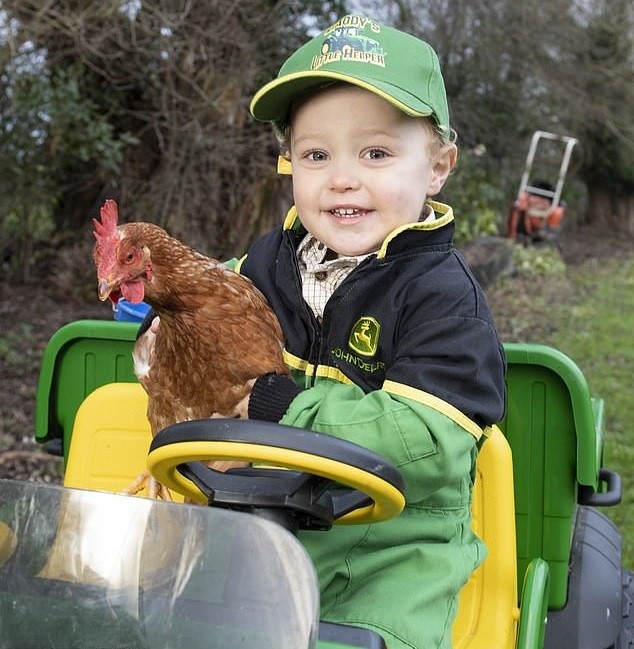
[383,379,489,441]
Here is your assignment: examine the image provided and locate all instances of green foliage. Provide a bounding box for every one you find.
[442,148,506,245]
[0,205,56,282]
[45,67,137,176]
[569,3,634,193]
[511,245,567,277]
[0,59,136,281]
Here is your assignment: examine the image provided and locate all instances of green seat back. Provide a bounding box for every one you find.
[35,320,139,462]
[500,343,603,610]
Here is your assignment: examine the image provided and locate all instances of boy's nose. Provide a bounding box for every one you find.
[328,163,361,192]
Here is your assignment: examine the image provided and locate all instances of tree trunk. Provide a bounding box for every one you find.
[585,184,634,236]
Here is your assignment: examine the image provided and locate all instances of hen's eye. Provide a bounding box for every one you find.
[124,249,136,264]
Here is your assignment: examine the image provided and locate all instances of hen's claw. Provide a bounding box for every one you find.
[122,470,173,501]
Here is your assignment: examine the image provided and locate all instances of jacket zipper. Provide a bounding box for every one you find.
[287,241,322,389]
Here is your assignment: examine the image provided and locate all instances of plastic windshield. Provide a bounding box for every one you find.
[0,480,319,649]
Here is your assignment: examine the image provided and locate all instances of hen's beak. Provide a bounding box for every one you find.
[98,276,119,301]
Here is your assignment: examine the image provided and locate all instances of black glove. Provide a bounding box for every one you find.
[248,373,302,422]
[136,308,157,340]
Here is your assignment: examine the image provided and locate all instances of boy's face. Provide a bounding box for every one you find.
[289,84,456,257]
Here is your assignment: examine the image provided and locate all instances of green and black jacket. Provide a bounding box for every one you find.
[238,201,506,505]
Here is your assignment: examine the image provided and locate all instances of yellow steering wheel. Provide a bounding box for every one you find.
[147,419,405,527]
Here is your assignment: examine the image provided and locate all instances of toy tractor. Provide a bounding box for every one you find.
[0,318,631,648]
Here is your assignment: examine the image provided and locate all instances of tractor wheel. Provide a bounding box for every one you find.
[617,570,634,648]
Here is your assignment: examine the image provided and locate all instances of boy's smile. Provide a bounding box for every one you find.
[290,84,455,257]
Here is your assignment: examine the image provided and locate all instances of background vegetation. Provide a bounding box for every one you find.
[0,0,632,287]
[486,243,634,568]
[550,257,634,566]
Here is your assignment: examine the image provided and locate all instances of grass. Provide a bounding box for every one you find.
[0,323,35,368]
[545,257,634,568]
[489,253,634,568]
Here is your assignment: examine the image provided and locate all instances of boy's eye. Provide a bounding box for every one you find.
[365,148,388,160]
[306,150,328,162]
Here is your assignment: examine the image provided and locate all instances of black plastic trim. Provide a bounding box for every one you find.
[150,419,404,492]
[578,468,622,507]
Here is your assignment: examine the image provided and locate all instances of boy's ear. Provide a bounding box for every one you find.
[428,143,457,196]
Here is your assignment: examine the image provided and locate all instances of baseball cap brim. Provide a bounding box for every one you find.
[250,70,436,128]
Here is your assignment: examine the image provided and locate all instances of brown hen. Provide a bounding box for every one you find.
[92,199,289,499]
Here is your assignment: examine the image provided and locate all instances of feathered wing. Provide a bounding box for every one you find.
[140,288,287,430]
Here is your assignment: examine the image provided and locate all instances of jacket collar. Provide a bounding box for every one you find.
[282,200,454,259]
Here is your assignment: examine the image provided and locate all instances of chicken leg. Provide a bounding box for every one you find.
[123,470,173,501]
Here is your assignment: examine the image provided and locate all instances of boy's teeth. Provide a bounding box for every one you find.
[333,208,359,216]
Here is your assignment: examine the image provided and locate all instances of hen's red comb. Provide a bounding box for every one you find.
[92,199,119,275]
[93,199,120,247]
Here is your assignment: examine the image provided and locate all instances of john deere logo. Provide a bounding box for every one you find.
[348,317,380,357]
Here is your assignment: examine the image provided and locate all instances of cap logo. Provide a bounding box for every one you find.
[312,14,385,71]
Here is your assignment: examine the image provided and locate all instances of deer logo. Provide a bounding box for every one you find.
[348,317,380,357]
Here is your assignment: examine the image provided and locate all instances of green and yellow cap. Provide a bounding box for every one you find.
[250,14,451,139]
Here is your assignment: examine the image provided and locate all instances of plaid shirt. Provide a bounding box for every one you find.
[297,235,370,321]
[297,206,436,321]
